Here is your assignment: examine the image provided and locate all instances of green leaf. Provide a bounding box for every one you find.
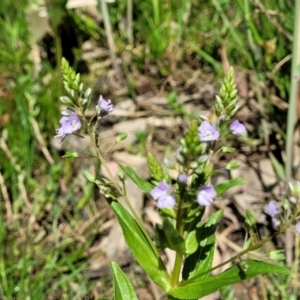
[215,177,246,195]
[169,260,290,299]
[185,230,198,256]
[245,209,256,229]
[155,218,185,254]
[226,160,240,170]
[111,202,171,291]
[269,152,285,180]
[182,210,223,280]
[62,151,78,158]
[221,146,236,153]
[147,152,164,181]
[119,165,153,193]
[116,133,128,143]
[110,261,138,300]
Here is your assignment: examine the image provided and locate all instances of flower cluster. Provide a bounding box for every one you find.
[264,199,300,233]
[55,95,113,142]
[198,119,246,143]
[150,182,176,209]
[150,181,216,209]
[97,95,113,116]
[55,109,82,142]
[264,200,281,228]
[197,186,216,206]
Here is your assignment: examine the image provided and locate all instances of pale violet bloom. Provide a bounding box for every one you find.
[97,95,113,115]
[198,121,220,142]
[264,200,281,229]
[178,173,188,184]
[296,222,300,234]
[197,186,216,206]
[55,110,81,141]
[230,120,246,135]
[264,200,281,218]
[150,182,175,209]
[289,196,297,204]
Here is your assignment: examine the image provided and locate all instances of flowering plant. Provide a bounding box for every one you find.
[56,59,289,299]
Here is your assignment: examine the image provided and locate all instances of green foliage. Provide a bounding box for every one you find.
[147,151,164,182]
[119,165,153,193]
[111,202,171,291]
[168,260,290,299]
[183,210,223,280]
[215,177,246,195]
[155,218,185,254]
[110,261,138,300]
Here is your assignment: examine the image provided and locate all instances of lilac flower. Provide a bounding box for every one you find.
[198,121,220,142]
[296,222,300,234]
[98,95,113,114]
[230,120,246,135]
[264,200,281,218]
[178,173,188,184]
[55,110,81,141]
[264,200,281,229]
[197,186,216,206]
[150,182,175,209]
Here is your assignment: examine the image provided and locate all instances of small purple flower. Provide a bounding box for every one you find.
[197,186,216,206]
[98,95,113,114]
[178,173,188,184]
[264,200,281,218]
[150,182,175,209]
[198,121,220,142]
[55,110,81,141]
[230,120,246,135]
[296,222,300,233]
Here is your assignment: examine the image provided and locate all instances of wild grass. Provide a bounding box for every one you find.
[0,0,297,299]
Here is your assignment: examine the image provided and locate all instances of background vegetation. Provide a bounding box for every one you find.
[0,0,296,299]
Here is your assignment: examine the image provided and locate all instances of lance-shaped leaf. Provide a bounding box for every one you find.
[182,210,223,280]
[155,218,185,254]
[169,260,290,299]
[110,261,138,300]
[119,165,153,193]
[111,202,171,291]
[215,177,246,195]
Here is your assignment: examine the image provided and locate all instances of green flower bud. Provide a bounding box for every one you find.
[84,88,92,98]
[60,96,73,104]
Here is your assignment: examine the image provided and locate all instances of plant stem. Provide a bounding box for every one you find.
[171,252,183,287]
[126,0,133,46]
[284,0,300,267]
[285,0,300,189]
[81,109,160,258]
[99,0,119,74]
[171,187,185,286]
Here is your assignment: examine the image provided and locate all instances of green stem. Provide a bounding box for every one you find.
[285,0,300,185]
[171,252,183,287]
[126,0,133,46]
[185,234,275,283]
[81,109,160,258]
[171,185,185,286]
[99,0,119,74]
[285,0,300,267]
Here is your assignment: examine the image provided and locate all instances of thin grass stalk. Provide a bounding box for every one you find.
[100,0,119,74]
[285,0,300,267]
[126,0,133,46]
[285,0,300,182]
